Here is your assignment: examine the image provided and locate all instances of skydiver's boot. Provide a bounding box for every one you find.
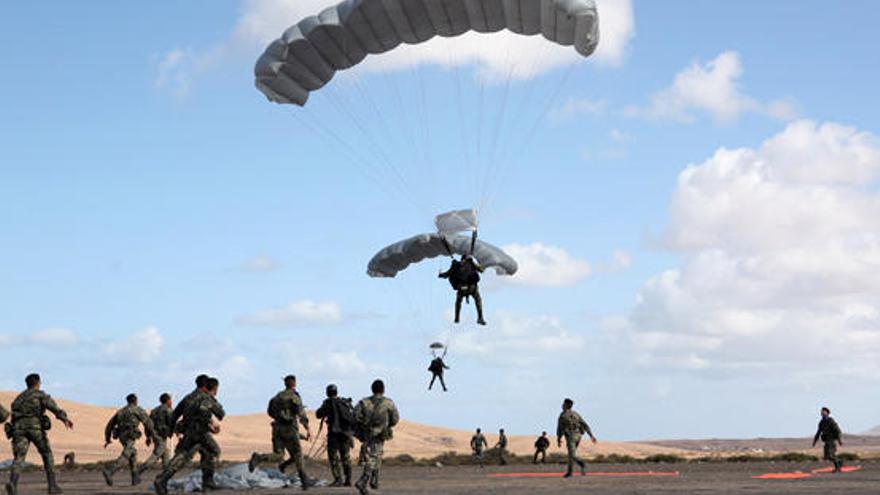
[369,470,379,490]
[355,473,370,495]
[131,466,142,486]
[46,471,63,494]
[201,470,218,491]
[833,460,843,473]
[101,466,114,486]
[343,465,352,486]
[154,474,169,495]
[248,452,260,473]
[5,472,19,495]
[454,294,463,324]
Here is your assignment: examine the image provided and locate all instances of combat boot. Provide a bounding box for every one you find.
[563,469,573,478]
[202,470,219,491]
[298,471,315,491]
[579,460,587,476]
[154,475,169,495]
[354,473,370,495]
[248,452,260,473]
[131,468,142,486]
[101,467,114,486]
[278,459,292,473]
[343,465,353,486]
[46,471,63,494]
[5,472,19,495]
[329,477,343,487]
[369,470,379,490]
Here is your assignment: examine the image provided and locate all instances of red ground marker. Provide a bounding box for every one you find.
[752,472,813,480]
[810,465,862,474]
[489,471,680,478]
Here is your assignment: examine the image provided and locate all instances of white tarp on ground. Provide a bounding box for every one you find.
[167,464,328,492]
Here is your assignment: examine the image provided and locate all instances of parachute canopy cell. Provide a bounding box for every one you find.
[435,209,479,236]
[255,0,600,105]
[367,233,518,278]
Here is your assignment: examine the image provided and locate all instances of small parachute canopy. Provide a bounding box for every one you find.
[429,342,446,350]
[368,233,518,278]
[435,209,478,236]
[255,0,600,105]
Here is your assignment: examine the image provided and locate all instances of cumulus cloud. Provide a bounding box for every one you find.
[502,243,592,287]
[101,326,164,365]
[244,255,284,273]
[281,345,370,378]
[454,312,584,365]
[619,120,880,377]
[238,300,343,328]
[0,328,80,349]
[156,0,634,95]
[550,98,608,123]
[624,51,798,124]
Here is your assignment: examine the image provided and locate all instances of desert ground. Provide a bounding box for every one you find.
[2,461,878,495]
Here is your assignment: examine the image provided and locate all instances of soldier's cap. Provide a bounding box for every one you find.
[283,374,296,382]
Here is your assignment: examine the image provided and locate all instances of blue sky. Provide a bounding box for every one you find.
[2,0,880,441]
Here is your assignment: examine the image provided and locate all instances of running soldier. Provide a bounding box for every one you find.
[138,393,174,475]
[102,394,154,487]
[354,379,399,495]
[470,428,488,468]
[316,384,354,487]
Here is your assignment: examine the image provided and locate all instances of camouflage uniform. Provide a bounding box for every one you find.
[557,409,593,476]
[470,433,488,468]
[5,388,70,494]
[316,397,353,486]
[814,416,843,471]
[103,404,154,486]
[533,435,550,464]
[154,391,225,495]
[354,394,399,493]
[250,389,311,483]
[495,432,508,465]
[170,388,214,478]
[0,404,8,425]
[139,403,174,473]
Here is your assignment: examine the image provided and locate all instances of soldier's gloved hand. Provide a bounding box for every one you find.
[146,437,152,447]
[64,419,74,430]
[210,422,221,434]
[591,438,597,445]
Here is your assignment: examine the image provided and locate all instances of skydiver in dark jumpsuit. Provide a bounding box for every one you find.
[439,255,486,325]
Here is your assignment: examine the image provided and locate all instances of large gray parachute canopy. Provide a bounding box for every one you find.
[368,233,518,278]
[255,0,600,105]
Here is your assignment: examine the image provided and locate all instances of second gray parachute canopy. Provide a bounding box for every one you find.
[367,233,518,278]
[255,0,600,105]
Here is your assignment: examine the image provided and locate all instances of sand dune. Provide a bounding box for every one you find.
[0,392,683,464]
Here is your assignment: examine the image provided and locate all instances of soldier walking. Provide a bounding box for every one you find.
[248,375,314,490]
[316,384,354,487]
[4,373,73,495]
[354,379,399,495]
[494,429,508,465]
[556,398,596,478]
[533,431,550,464]
[470,428,488,468]
[154,377,225,495]
[138,393,174,475]
[812,407,844,472]
[102,394,154,487]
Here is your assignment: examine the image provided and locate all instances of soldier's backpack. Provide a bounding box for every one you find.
[331,397,355,436]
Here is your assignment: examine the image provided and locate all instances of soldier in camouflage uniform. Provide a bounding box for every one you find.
[102,394,154,487]
[170,374,216,482]
[354,379,399,495]
[494,429,509,465]
[5,373,73,495]
[315,384,353,487]
[138,393,174,475]
[154,377,225,495]
[248,375,314,490]
[533,431,550,464]
[556,398,596,478]
[812,407,844,472]
[470,428,488,468]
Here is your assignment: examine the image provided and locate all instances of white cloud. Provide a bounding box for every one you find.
[29,328,79,348]
[244,255,283,273]
[101,326,164,364]
[156,0,634,95]
[502,243,592,287]
[238,300,343,328]
[597,250,632,273]
[454,312,584,365]
[624,51,798,124]
[620,120,880,377]
[281,345,370,378]
[551,98,608,123]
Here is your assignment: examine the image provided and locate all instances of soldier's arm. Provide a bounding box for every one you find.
[832,419,843,445]
[43,395,73,428]
[296,397,310,429]
[315,400,329,420]
[388,401,400,428]
[104,413,117,445]
[211,398,226,421]
[142,410,156,439]
[812,423,822,445]
[171,398,188,427]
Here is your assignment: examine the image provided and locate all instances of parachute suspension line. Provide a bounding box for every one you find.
[478,53,517,216]
[414,61,438,213]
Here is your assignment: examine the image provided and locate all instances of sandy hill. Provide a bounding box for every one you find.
[0,392,683,464]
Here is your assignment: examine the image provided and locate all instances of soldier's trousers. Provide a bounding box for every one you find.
[823,441,840,466]
[9,428,55,477]
[140,436,170,472]
[254,425,305,474]
[108,438,138,475]
[327,433,352,481]
[428,373,447,391]
[361,440,384,476]
[455,286,484,322]
[533,449,547,463]
[473,449,484,467]
[497,447,508,465]
[161,433,220,480]
[565,434,585,473]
